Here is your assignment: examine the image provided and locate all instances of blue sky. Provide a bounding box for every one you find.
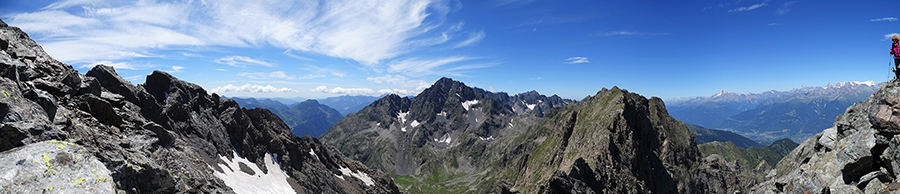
[1,0,897,100]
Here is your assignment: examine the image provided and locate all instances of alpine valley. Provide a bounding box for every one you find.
[667,82,878,144]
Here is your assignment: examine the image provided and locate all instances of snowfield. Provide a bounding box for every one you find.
[210,149,295,194]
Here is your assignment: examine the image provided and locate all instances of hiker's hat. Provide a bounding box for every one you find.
[894,35,900,41]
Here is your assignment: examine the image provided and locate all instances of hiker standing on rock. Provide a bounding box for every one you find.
[893,35,900,79]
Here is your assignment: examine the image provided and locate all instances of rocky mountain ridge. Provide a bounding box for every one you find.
[0,19,398,193]
[322,77,754,193]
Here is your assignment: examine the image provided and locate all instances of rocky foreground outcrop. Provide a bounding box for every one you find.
[0,19,398,193]
[751,79,900,193]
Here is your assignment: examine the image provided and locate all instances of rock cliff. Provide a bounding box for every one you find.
[0,19,398,193]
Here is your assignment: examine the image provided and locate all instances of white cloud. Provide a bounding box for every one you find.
[593,31,670,37]
[885,33,900,41]
[210,84,294,93]
[169,66,184,73]
[453,29,485,48]
[387,57,471,76]
[311,85,419,96]
[215,69,228,71]
[215,56,273,67]
[237,71,325,80]
[775,1,796,15]
[728,2,768,13]
[565,57,589,64]
[767,23,782,26]
[493,0,537,7]
[9,0,468,65]
[78,61,151,70]
[282,49,315,61]
[304,65,346,78]
[366,75,431,91]
[871,17,898,22]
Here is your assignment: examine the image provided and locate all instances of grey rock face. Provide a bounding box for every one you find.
[751,80,900,194]
[0,141,115,194]
[0,19,399,193]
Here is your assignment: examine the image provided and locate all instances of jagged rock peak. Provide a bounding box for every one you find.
[750,79,900,193]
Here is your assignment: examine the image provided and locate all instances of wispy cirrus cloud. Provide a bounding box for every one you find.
[728,2,768,13]
[311,85,420,96]
[386,57,472,76]
[215,56,273,67]
[565,57,589,64]
[78,61,153,70]
[453,29,485,48]
[593,31,670,37]
[775,1,796,15]
[366,75,431,91]
[304,65,346,78]
[8,0,471,65]
[871,17,898,22]
[210,84,294,93]
[238,71,324,80]
[885,33,900,41]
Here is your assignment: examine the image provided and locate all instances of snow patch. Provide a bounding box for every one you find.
[398,111,409,132]
[435,136,452,144]
[410,120,420,128]
[437,111,447,117]
[479,136,494,142]
[337,166,375,186]
[462,100,479,111]
[526,103,536,110]
[210,150,295,194]
[309,148,319,161]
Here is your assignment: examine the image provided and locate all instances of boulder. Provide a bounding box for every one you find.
[0,141,115,193]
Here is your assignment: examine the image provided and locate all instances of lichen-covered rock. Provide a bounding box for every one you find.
[0,141,114,194]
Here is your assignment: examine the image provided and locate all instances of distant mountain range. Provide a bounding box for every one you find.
[317,95,382,116]
[668,81,878,143]
[227,96,381,137]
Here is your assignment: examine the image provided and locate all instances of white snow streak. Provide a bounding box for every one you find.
[462,100,479,111]
[398,111,409,132]
[309,148,319,161]
[210,150,295,194]
[337,166,375,186]
[526,104,536,110]
[410,120,420,128]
